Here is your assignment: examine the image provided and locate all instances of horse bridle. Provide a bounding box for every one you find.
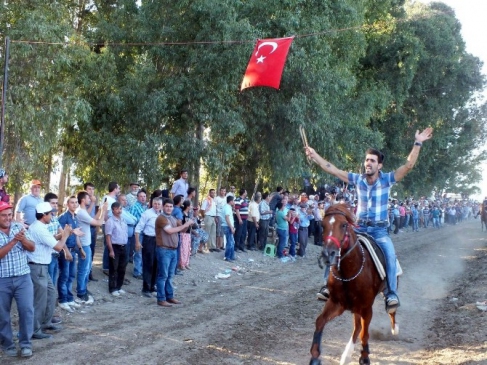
[323,211,365,282]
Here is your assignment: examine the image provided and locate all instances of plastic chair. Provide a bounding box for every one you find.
[264,244,277,258]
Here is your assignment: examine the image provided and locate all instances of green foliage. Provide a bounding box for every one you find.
[0,0,485,199]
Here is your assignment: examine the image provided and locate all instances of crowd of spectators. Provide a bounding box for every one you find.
[1,165,484,358]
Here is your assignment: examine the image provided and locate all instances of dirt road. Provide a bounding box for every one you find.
[5,218,487,364]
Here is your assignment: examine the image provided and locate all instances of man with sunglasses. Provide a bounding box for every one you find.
[26,202,72,339]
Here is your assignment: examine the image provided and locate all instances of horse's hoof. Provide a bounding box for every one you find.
[359,357,370,365]
[309,358,322,365]
[391,323,399,335]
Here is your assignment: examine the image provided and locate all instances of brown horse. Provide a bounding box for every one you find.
[309,204,398,365]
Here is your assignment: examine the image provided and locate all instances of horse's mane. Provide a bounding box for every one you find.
[325,203,356,224]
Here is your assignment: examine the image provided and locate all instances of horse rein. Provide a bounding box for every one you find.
[323,211,366,282]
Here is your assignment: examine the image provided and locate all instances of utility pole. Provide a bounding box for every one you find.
[0,36,10,166]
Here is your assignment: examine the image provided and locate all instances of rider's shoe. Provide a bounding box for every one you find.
[385,295,400,314]
[316,285,330,301]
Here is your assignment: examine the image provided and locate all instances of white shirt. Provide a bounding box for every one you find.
[135,208,160,237]
[214,196,226,215]
[201,196,217,216]
[27,220,58,264]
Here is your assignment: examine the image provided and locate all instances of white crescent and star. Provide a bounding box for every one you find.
[255,41,279,63]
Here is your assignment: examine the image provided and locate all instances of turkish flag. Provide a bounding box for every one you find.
[241,37,294,91]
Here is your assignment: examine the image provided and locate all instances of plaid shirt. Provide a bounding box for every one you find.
[348,171,396,223]
[129,201,147,223]
[0,222,32,277]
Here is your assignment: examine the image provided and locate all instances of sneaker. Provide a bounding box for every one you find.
[67,301,81,308]
[58,302,74,313]
[78,293,94,305]
[141,291,152,298]
[20,347,33,357]
[386,296,400,314]
[51,316,63,324]
[4,346,18,357]
[118,289,126,294]
[32,331,52,340]
[151,291,157,297]
[111,290,120,297]
[133,275,143,280]
[317,286,330,301]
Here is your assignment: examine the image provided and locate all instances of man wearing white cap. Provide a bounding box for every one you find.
[15,180,43,227]
[26,202,71,340]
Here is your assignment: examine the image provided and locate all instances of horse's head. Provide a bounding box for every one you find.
[321,204,356,266]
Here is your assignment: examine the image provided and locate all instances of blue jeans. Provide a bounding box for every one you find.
[223,226,235,260]
[133,235,143,277]
[156,247,177,302]
[276,228,287,258]
[47,253,59,286]
[0,274,34,350]
[234,218,248,250]
[355,226,398,300]
[77,245,92,297]
[289,232,298,257]
[412,218,419,231]
[433,217,440,228]
[323,264,330,284]
[58,250,77,304]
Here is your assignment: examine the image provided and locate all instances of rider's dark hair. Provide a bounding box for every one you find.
[365,148,385,164]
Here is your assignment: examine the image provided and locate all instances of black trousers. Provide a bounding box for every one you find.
[108,244,128,292]
[142,235,157,292]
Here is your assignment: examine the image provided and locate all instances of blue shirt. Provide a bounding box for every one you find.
[298,208,313,227]
[58,211,79,248]
[172,206,183,221]
[348,171,396,223]
[15,194,43,225]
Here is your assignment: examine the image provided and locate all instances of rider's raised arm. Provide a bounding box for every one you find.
[305,147,349,183]
[394,127,433,182]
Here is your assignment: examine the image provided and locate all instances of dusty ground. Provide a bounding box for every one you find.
[3,218,487,364]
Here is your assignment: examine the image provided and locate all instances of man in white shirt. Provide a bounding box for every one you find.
[247,193,261,251]
[27,202,71,340]
[76,191,107,304]
[170,170,189,199]
[201,189,218,252]
[214,188,227,251]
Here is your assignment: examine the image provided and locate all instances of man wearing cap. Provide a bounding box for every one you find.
[126,182,140,209]
[306,127,433,313]
[0,169,10,203]
[0,201,35,357]
[27,202,72,340]
[15,180,43,227]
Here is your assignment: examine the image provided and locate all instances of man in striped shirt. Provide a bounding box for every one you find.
[306,127,433,313]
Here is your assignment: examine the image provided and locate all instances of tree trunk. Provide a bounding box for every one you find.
[58,152,68,212]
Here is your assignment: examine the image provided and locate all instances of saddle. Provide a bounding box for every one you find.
[355,232,402,280]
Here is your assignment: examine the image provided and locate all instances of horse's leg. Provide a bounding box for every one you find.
[310,302,345,365]
[389,311,399,335]
[339,313,361,365]
[358,308,373,365]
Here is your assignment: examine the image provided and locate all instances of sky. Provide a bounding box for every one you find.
[422,0,487,199]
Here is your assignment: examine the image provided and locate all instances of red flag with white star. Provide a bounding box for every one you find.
[241,37,294,91]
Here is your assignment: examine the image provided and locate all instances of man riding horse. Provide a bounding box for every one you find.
[306,127,433,313]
